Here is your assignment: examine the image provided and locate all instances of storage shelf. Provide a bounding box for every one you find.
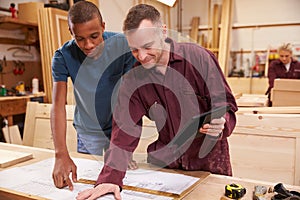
[0,16,37,30]
[183,21,300,31]
[0,16,38,45]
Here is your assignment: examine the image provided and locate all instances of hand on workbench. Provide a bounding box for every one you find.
[128,155,138,170]
[128,159,138,170]
[52,155,77,191]
[76,183,121,200]
[199,117,225,138]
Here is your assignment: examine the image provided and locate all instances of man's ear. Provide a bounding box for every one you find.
[162,24,167,38]
[68,27,73,36]
[102,21,106,31]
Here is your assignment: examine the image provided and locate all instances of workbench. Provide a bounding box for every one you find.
[0,93,45,126]
[1,142,300,200]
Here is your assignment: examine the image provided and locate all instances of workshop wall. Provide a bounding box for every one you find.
[0,61,42,92]
[170,0,300,50]
[0,0,43,91]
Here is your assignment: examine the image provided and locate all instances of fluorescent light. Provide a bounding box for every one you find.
[156,0,177,7]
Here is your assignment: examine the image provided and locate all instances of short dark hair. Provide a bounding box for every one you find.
[123,4,161,32]
[68,1,103,26]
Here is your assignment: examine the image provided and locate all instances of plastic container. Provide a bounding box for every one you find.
[32,77,39,94]
[0,85,7,96]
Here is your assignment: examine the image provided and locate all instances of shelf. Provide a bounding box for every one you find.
[0,16,37,30]
[0,37,28,45]
[0,16,38,45]
[183,21,300,31]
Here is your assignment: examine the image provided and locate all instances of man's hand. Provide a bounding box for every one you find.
[128,157,138,170]
[52,155,77,190]
[199,117,225,137]
[76,183,121,200]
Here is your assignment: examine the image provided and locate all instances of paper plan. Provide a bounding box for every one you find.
[0,158,199,199]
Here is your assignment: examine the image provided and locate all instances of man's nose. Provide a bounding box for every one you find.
[137,49,147,60]
[84,39,94,49]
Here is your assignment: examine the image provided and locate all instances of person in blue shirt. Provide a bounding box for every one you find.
[50,1,136,190]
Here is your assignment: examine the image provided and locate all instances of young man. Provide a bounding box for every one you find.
[265,43,300,106]
[76,4,237,200]
[51,1,135,191]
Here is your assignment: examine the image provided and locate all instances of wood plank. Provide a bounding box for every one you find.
[229,134,296,184]
[2,125,22,145]
[190,17,200,42]
[0,37,27,45]
[295,137,300,185]
[235,113,300,137]
[212,4,220,49]
[226,77,268,94]
[23,102,38,146]
[237,106,300,114]
[218,0,234,76]
[236,94,268,107]
[229,112,300,185]
[0,187,48,200]
[207,0,211,49]
[0,16,37,30]
[0,149,33,168]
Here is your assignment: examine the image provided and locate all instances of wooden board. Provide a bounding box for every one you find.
[2,125,22,145]
[0,187,48,200]
[218,0,234,76]
[190,17,200,42]
[229,113,300,185]
[0,149,33,168]
[23,102,77,152]
[235,94,268,107]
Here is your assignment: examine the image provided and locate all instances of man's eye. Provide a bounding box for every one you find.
[75,37,84,41]
[91,34,99,39]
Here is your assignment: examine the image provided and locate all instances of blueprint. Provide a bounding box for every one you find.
[0,158,200,199]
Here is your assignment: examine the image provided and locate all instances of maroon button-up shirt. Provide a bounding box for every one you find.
[96,38,238,187]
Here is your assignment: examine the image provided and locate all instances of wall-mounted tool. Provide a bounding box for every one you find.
[7,47,34,59]
[13,60,25,75]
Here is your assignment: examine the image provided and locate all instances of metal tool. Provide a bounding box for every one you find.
[253,185,267,200]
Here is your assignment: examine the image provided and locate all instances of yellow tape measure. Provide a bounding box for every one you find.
[225,183,246,199]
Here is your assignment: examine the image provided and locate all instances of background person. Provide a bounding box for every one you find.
[76,4,238,200]
[265,43,300,106]
[50,1,135,191]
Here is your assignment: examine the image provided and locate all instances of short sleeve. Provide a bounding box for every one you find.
[52,50,69,82]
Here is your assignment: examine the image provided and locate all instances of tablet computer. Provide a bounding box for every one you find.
[169,105,230,154]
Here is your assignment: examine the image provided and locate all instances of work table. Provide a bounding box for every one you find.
[1,142,300,200]
[0,93,45,126]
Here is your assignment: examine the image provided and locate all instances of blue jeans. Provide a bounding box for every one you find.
[77,133,110,156]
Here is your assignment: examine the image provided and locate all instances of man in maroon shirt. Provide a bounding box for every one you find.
[76,4,238,200]
[265,43,300,106]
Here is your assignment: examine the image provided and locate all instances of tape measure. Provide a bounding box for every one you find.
[225,183,246,199]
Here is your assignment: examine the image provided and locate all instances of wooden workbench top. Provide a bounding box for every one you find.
[0,143,300,200]
[0,92,45,101]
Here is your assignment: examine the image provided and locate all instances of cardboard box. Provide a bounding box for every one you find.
[18,2,44,24]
